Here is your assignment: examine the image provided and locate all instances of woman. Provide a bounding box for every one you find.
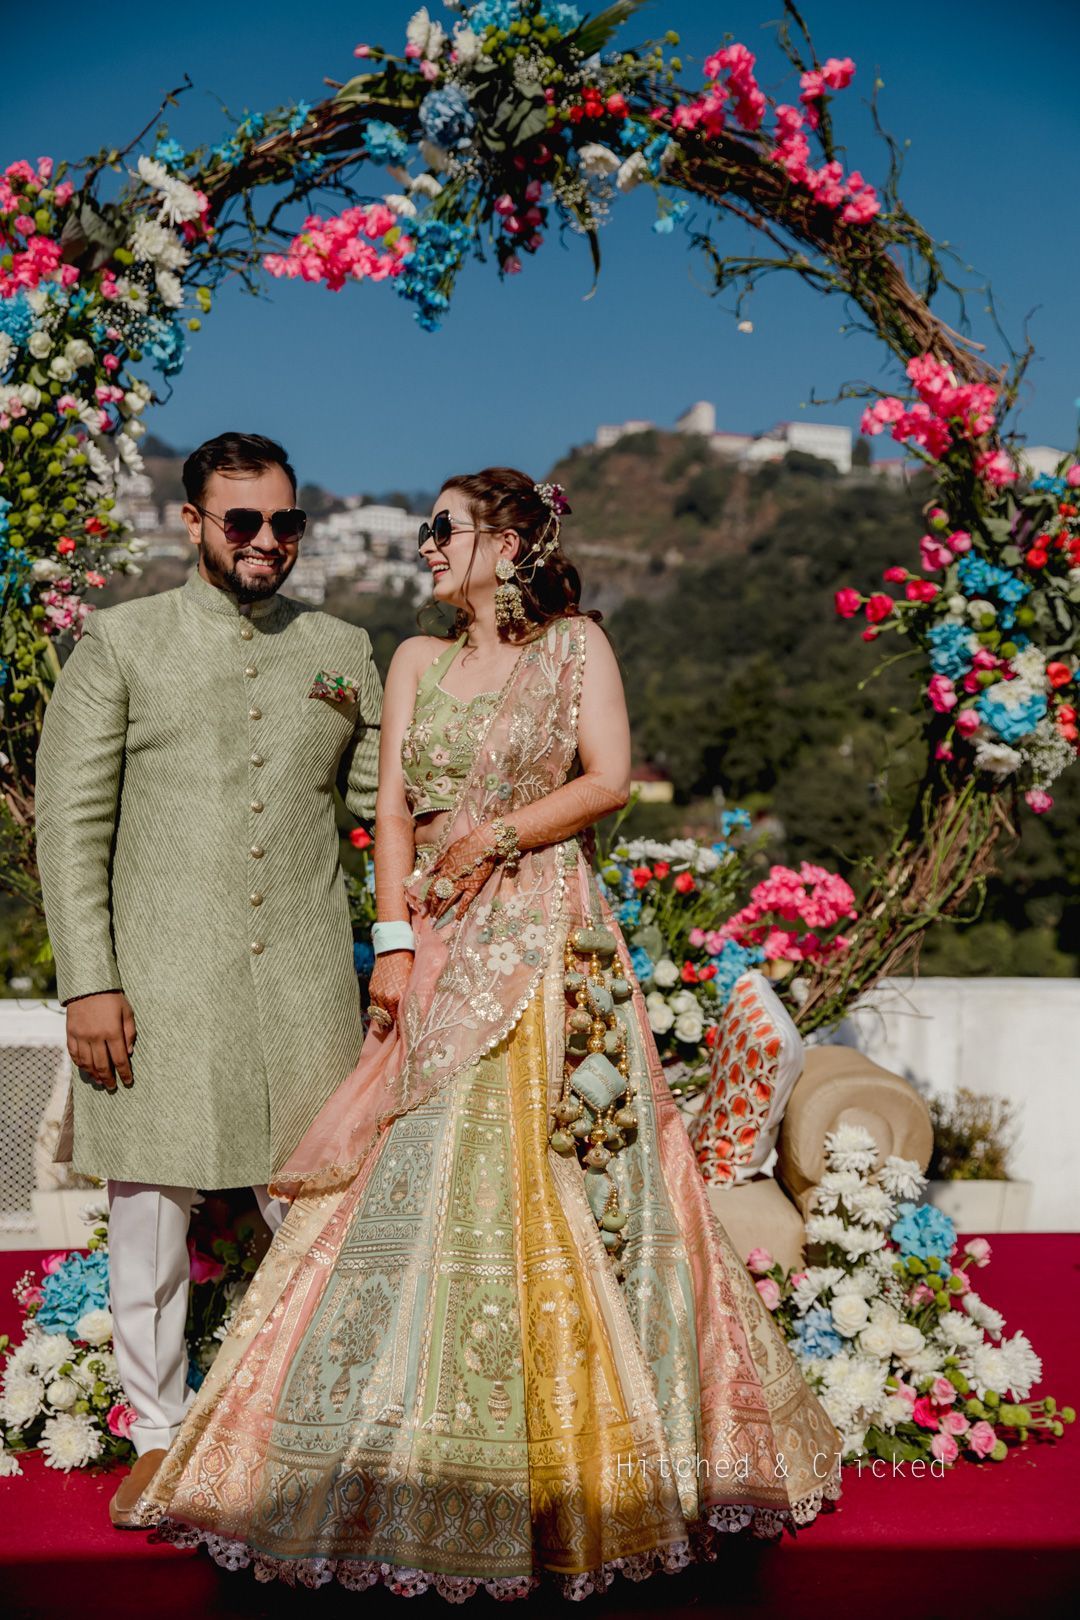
[133,468,842,1598]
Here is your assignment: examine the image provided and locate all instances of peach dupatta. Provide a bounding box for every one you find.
[271,616,587,1200]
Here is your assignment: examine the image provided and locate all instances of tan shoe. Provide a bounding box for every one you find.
[109,1446,168,1529]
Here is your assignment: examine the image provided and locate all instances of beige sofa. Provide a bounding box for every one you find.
[703,1044,934,1274]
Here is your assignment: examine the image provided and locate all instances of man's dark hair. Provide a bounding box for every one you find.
[182,432,297,506]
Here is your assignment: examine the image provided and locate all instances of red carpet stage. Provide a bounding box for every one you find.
[2,1236,1078,1620]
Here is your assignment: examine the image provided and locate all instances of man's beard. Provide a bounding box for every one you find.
[199,536,295,603]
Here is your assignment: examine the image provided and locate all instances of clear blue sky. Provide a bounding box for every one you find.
[3,1,1077,495]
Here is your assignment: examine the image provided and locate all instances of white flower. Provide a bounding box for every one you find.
[652,958,680,989]
[804,1212,848,1246]
[934,1313,983,1352]
[903,1346,945,1379]
[857,1323,894,1359]
[39,1412,102,1472]
[823,1123,878,1174]
[1,1375,45,1427]
[116,434,144,471]
[831,1295,869,1337]
[383,193,419,219]
[813,1169,864,1214]
[970,1344,1011,1397]
[839,1426,868,1456]
[123,417,146,439]
[1000,1331,1042,1399]
[48,355,75,381]
[965,597,995,623]
[578,142,621,178]
[409,172,444,200]
[452,23,482,63]
[791,1266,844,1311]
[616,152,649,192]
[1012,646,1046,685]
[847,1185,895,1226]
[486,941,518,976]
[877,1157,925,1201]
[674,1010,704,1045]
[31,558,67,582]
[155,268,184,308]
[668,989,699,1015]
[64,338,95,368]
[32,1335,76,1375]
[833,1268,879,1301]
[645,994,674,1035]
[962,1292,1004,1340]
[128,218,190,270]
[136,155,204,225]
[25,288,48,315]
[75,1309,113,1347]
[18,382,42,410]
[45,1376,79,1411]
[28,330,53,358]
[406,7,445,59]
[973,737,1022,777]
[890,1323,926,1362]
[0,1448,22,1478]
[0,332,14,370]
[880,1394,914,1426]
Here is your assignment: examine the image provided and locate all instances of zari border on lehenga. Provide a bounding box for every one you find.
[143,1473,842,1605]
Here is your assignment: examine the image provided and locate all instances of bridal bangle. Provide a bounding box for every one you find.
[372,920,416,955]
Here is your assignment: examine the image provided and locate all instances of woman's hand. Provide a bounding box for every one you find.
[426,826,499,921]
[367,949,413,1032]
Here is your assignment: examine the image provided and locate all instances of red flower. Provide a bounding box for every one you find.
[681,961,699,983]
[605,92,629,117]
[905,579,938,602]
[56,536,76,556]
[84,516,107,536]
[1025,547,1048,569]
[1047,662,1073,689]
[631,865,653,889]
[1057,704,1077,724]
[834,587,861,618]
[883,565,907,582]
[349,827,373,849]
[698,964,718,980]
[704,1024,720,1048]
[865,592,894,623]
[652,861,670,879]
[673,871,696,894]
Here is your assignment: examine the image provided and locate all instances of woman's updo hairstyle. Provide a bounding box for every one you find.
[436,466,601,642]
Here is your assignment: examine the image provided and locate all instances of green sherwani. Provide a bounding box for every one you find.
[34,566,383,1188]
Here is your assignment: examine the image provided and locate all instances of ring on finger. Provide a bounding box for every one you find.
[369,1005,393,1029]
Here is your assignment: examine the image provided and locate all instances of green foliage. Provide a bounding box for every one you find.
[928,1087,1017,1181]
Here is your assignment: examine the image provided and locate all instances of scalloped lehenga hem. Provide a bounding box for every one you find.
[142,1478,841,1604]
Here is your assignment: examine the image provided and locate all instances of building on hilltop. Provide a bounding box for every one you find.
[599,401,853,472]
[595,419,655,449]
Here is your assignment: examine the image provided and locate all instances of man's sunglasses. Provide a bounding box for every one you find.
[196,505,308,544]
[417,510,499,551]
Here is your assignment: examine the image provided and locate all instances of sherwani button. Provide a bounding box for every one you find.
[250,892,264,907]
[250,800,264,812]
[249,707,262,720]
[250,941,264,954]
[250,753,264,767]
[244,665,258,678]
[240,624,254,640]
[251,845,265,858]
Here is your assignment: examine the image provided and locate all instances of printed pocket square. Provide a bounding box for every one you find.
[309,669,360,703]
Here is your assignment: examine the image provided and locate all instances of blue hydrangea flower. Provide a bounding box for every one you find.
[619,898,642,927]
[211,138,243,166]
[287,102,312,136]
[363,120,409,164]
[890,1201,956,1265]
[547,2,583,30]
[721,808,752,835]
[153,138,187,167]
[419,87,476,152]
[1032,473,1067,496]
[36,1249,110,1335]
[353,940,375,976]
[238,112,266,139]
[957,553,1031,604]
[710,939,766,1010]
[145,317,187,377]
[629,946,654,986]
[975,685,1047,745]
[467,0,523,30]
[643,133,674,177]
[926,621,977,681]
[652,201,688,234]
[791,1306,844,1363]
[397,217,473,331]
[0,291,35,347]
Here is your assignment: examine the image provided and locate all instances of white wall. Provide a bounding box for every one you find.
[809,977,1080,1231]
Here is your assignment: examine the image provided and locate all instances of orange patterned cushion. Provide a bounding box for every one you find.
[689,970,803,1187]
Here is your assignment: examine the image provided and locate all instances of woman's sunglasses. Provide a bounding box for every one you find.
[417,510,500,551]
[196,505,307,544]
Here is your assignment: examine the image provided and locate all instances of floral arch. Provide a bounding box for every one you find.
[1,0,1078,1031]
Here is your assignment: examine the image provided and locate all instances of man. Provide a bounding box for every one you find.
[34,431,383,1525]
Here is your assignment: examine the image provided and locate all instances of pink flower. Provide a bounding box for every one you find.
[935,741,954,760]
[964,1237,992,1267]
[932,1376,958,1405]
[504,255,523,274]
[688,927,706,948]
[941,1409,970,1436]
[494,193,515,216]
[822,56,856,89]
[353,44,371,57]
[967,1419,997,1457]
[883,565,908,582]
[102,354,119,374]
[41,1251,69,1275]
[790,1271,808,1288]
[905,579,938,603]
[755,1278,782,1310]
[909,1281,936,1305]
[107,1402,138,1440]
[929,673,959,713]
[187,1237,225,1284]
[18,1284,44,1309]
[834,587,861,618]
[404,42,421,59]
[841,186,880,225]
[892,1380,917,1405]
[860,396,904,436]
[912,1395,940,1429]
[919,535,954,571]
[799,69,825,102]
[865,592,894,624]
[1025,788,1053,814]
[947,528,973,554]
[975,448,1017,487]
[931,1431,959,1464]
[419,59,440,81]
[746,1247,774,1274]
[1066,464,1080,488]
[955,708,980,737]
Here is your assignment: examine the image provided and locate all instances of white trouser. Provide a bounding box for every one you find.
[106,1180,287,1456]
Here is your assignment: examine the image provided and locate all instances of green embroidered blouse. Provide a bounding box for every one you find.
[401,635,501,817]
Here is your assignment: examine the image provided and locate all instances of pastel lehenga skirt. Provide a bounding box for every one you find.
[134,921,842,1600]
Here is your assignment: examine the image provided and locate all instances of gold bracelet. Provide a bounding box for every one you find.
[491,817,520,871]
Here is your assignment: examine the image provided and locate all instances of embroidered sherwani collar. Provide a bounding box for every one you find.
[182,565,286,622]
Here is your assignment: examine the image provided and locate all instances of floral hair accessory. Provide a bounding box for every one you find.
[534,481,572,516]
[309,669,360,702]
